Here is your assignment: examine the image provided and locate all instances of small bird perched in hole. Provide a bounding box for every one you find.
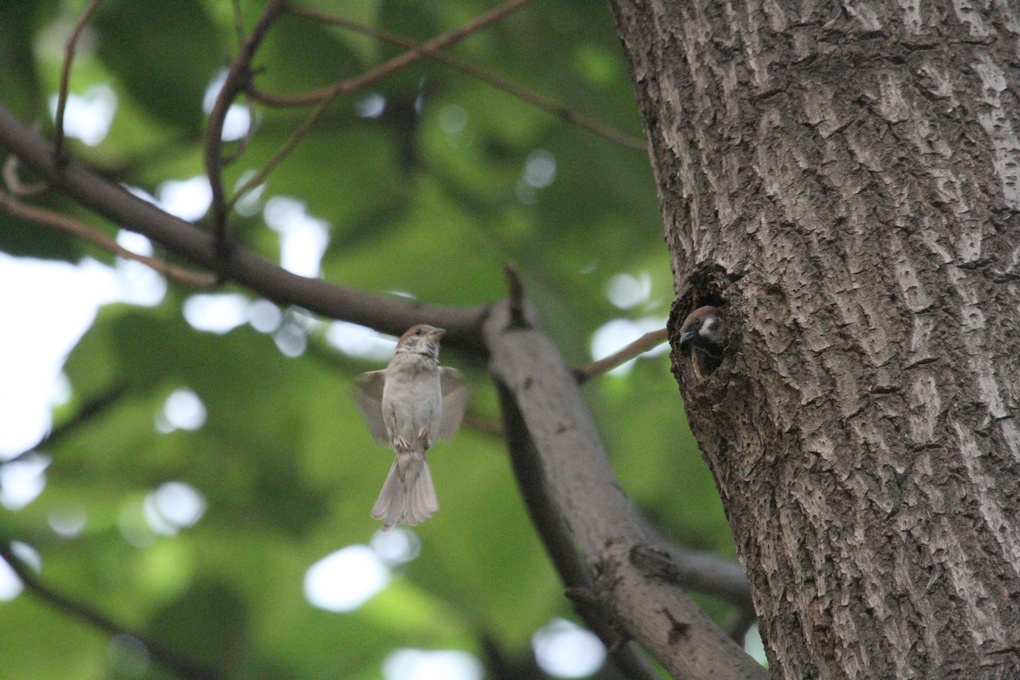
[355,325,467,530]
[679,306,725,356]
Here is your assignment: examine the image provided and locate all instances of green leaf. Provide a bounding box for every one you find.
[93,1,224,134]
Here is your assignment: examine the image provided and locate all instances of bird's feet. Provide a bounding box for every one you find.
[416,426,432,449]
[393,436,413,453]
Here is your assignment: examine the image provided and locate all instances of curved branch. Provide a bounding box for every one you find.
[576,328,668,382]
[53,0,103,161]
[264,0,533,107]
[3,151,48,196]
[0,185,216,287]
[484,300,765,680]
[233,0,533,202]
[0,541,216,680]
[284,3,646,150]
[0,103,486,348]
[204,0,285,260]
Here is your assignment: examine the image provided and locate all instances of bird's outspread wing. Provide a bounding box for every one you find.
[438,367,467,439]
[354,370,389,445]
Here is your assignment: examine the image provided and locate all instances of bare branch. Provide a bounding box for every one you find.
[0,103,486,347]
[484,299,766,680]
[631,539,752,609]
[205,0,286,265]
[38,384,130,452]
[576,328,668,383]
[285,3,646,150]
[495,369,661,680]
[0,541,218,680]
[54,0,103,161]
[3,153,48,196]
[229,87,329,205]
[261,0,533,106]
[504,261,528,328]
[230,0,533,203]
[0,183,216,288]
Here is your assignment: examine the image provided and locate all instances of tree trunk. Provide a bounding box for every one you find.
[609,1,1020,677]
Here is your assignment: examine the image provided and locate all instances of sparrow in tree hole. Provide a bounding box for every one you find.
[355,325,467,530]
[679,306,725,355]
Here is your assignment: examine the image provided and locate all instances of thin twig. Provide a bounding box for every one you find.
[576,328,668,383]
[229,0,246,46]
[231,89,329,203]
[3,153,48,196]
[205,0,286,268]
[0,186,216,287]
[54,0,103,162]
[231,0,533,202]
[220,96,258,167]
[258,0,531,107]
[287,5,646,150]
[220,0,260,167]
[38,384,130,451]
[504,262,528,328]
[0,541,218,680]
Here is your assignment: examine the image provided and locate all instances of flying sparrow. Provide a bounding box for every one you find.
[355,325,467,530]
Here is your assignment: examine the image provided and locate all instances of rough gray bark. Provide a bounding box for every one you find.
[609,1,1020,678]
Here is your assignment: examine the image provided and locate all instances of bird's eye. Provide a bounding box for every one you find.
[415,328,423,336]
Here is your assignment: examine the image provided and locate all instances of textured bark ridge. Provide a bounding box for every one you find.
[611,1,1020,678]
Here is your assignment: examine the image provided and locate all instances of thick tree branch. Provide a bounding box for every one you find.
[495,378,660,680]
[0,541,217,680]
[484,300,765,680]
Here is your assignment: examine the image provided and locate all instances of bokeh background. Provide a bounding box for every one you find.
[0,1,745,677]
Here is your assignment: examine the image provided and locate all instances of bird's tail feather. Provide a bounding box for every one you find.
[407,459,438,524]
[371,452,438,530]
[371,458,404,528]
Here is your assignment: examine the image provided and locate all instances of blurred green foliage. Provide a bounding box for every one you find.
[0,1,734,677]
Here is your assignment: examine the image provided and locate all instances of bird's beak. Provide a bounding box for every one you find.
[429,327,446,340]
[679,330,696,347]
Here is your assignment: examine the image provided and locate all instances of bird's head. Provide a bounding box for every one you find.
[396,324,446,359]
[678,306,725,352]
